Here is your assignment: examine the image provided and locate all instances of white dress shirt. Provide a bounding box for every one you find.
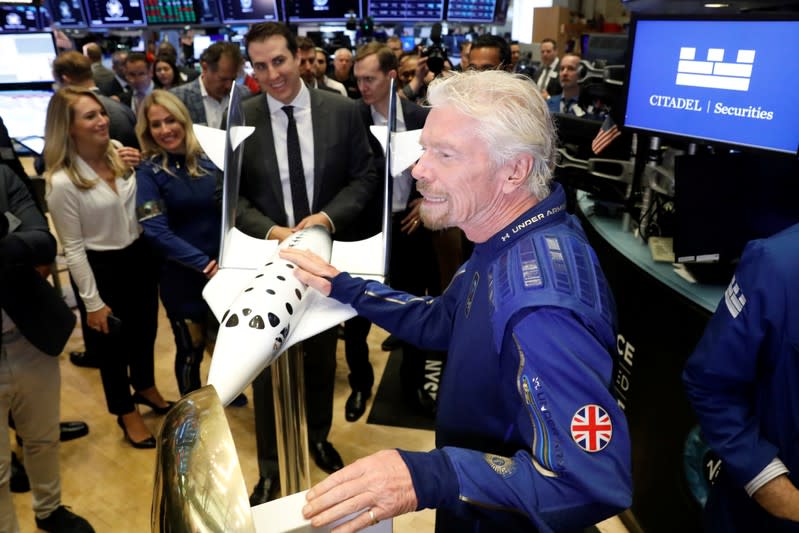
[370,103,413,213]
[265,83,315,228]
[46,157,140,312]
[200,76,230,129]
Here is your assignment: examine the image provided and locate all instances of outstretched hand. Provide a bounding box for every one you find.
[302,450,418,533]
[279,248,341,297]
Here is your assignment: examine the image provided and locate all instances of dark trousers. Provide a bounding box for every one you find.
[344,210,437,393]
[253,327,337,478]
[168,316,207,396]
[75,238,159,415]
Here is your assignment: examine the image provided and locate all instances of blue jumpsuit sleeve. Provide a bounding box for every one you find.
[136,164,211,272]
[329,270,465,351]
[400,308,632,532]
[683,241,782,488]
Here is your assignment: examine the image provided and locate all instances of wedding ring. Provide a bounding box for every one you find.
[368,509,379,525]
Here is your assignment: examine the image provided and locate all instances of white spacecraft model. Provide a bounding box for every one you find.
[153,82,409,532]
[193,88,389,406]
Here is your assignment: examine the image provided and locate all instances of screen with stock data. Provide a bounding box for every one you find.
[367,0,443,21]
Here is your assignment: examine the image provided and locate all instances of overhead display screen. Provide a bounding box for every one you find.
[144,0,198,24]
[0,32,57,84]
[367,0,443,21]
[446,0,495,22]
[46,0,88,27]
[84,0,146,26]
[284,0,360,22]
[218,0,277,24]
[1,3,40,31]
[623,17,799,155]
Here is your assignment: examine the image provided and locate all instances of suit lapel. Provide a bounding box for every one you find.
[254,97,284,207]
[310,90,328,210]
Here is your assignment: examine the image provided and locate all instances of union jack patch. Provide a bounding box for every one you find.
[570,404,613,453]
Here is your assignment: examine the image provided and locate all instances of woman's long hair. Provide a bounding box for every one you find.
[152,55,183,90]
[43,87,128,189]
[135,89,207,178]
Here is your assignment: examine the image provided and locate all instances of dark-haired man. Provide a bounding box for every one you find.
[236,22,377,505]
[344,42,436,422]
[121,52,153,114]
[535,38,562,98]
[468,34,512,71]
[171,41,250,128]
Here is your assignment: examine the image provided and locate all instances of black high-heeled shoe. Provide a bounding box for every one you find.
[132,392,174,415]
[116,416,156,449]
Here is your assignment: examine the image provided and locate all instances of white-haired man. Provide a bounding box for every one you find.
[282,70,632,532]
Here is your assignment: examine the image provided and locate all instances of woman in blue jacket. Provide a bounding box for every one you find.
[135,90,244,403]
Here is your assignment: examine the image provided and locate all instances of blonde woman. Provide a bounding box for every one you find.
[134,90,244,402]
[44,87,172,449]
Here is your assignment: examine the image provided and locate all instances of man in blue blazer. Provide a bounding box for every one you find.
[236,23,378,505]
[171,42,251,129]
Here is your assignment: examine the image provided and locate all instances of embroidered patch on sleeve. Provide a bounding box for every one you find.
[570,404,613,453]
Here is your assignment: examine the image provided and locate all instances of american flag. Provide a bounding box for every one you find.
[591,116,622,155]
[571,404,613,453]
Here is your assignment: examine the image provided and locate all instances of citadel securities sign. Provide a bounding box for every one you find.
[623,19,799,154]
[646,47,775,121]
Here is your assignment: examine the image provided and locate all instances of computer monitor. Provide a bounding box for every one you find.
[218,0,278,24]
[144,0,219,24]
[367,0,443,22]
[84,0,147,26]
[283,0,361,22]
[673,152,799,265]
[1,3,41,31]
[45,0,88,28]
[581,33,628,65]
[0,89,53,151]
[0,32,57,86]
[192,33,226,61]
[622,14,799,156]
[446,0,495,23]
[400,35,415,52]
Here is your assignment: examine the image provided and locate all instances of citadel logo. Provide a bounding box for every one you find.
[676,47,755,92]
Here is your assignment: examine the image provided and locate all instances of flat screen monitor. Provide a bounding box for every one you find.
[144,0,218,24]
[84,0,146,26]
[1,3,41,31]
[367,0,443,22]
[284,0,360,22]
[0,89,53,149]
[46,0,88,27]
[193,33,225,60]
[446,0,495,23]
[0,32,56,85]
[218,0,277,23]
[622,15,799,155]
[400,35,415,52]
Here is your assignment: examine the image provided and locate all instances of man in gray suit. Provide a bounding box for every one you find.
[171,41,250,129]
[237,22,378,505]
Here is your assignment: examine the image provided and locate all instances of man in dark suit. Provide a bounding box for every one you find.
[0,165,94,533]
[171,42,250,129]
[95,50,129,101]
[535,38,562,98]
[343,42,436,422]
[237,23,378,505]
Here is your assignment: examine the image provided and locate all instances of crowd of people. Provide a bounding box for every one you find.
[1,21,793,533]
